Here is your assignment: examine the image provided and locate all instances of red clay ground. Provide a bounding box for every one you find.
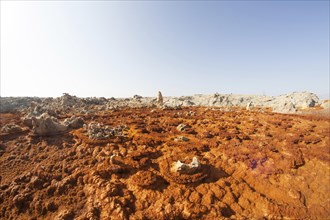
[0,107,329,219]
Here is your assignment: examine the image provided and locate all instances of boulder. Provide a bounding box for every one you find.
[290,92,319,108]
[32,113,67,136]
[63,116,84,129]
[273,92,319,109]
[272,101,297,114]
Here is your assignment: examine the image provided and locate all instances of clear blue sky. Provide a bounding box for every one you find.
[1,1,329,98]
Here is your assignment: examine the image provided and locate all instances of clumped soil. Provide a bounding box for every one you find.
[0,107,329,219]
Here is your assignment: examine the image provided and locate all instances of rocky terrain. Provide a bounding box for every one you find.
[0,92,329,219]
[0,91,323,114]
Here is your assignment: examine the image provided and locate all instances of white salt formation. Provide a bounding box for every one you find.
[32,113,67,136]
[171,157,201,174]
[0,91,322,114]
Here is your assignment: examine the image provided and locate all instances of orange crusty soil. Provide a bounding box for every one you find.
[0,107,329,219]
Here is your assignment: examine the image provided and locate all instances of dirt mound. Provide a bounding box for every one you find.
[0,107,329,219]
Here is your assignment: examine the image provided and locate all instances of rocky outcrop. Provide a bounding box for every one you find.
[269,92,319,113]
[0,97,42,113]
[162,91,320,113]
[157,91,164,106]
[0,91,323,114]
[31,113,67,136]
[271,101,297,114]
[60,93,82,107]
[321,100,330,109]
[63,116,84,129]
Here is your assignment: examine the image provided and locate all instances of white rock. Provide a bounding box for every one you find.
[63,116,84,129]
[176,124,187,131]
[246,102,252,111]
[1,123,23,133]
[171,157,201,174]
[321,100,330,109]
[32,113,67,136]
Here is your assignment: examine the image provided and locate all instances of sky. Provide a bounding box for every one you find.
[1,1,329,98]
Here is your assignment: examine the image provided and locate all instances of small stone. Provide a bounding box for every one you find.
[174,136,190,142]
[176,124,187,132]
[171,157,200,174]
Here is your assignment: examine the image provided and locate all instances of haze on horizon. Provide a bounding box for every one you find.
[1,1,329,99]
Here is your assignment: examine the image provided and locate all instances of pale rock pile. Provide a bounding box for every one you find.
[271,101,297,114]
[1,123,23,133]
[63,116,85,129]
[320,100,330,109]
[162,91,320,113]
[0,91,323,114]
[0,97,42,113]
[84,122,127,140]
[283,92,319,108]
[60,93,80,106]
[31,113,67,136]
[268,92,319,113]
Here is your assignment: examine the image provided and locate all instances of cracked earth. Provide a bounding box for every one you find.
[0,107,329,219]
